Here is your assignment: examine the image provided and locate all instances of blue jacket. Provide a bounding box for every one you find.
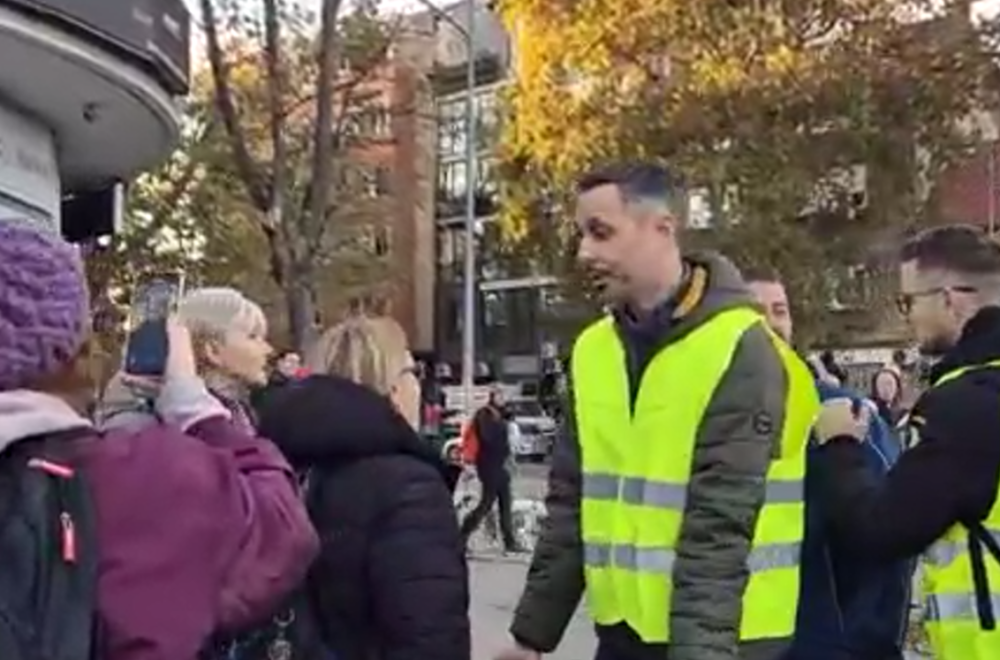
[787,381,914,660]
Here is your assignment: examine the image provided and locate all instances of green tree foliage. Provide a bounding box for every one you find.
[201,0,413,348]
[495,0,1000,342]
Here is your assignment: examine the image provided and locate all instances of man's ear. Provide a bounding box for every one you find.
[654,211,679,237]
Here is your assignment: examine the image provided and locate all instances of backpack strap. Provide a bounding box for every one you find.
[966,522,1000,630]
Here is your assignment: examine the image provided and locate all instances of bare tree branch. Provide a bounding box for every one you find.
[259,0,294,289]
[304,0,346,260]
[200,0,270,211]
[304,14,406,255]
[262,0,288,224]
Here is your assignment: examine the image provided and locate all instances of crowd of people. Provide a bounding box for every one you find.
[1,159,999,660]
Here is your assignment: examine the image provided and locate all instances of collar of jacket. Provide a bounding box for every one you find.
[929,305,1000,383]
[612,262,708,332]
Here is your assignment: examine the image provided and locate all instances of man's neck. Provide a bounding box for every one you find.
[628,262,688,315]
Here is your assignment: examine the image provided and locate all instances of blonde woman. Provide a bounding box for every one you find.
[98,287,319,656]
[257,315,471,660]
[175,287,273,429]
[100,287,273,432]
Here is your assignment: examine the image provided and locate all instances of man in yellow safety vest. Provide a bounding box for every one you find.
[814,224,1000,660]
[495,163,818,660]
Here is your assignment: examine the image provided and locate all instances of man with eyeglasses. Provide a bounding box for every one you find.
[814,224,1000,660]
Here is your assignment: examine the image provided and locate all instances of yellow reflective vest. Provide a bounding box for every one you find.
[921,360,1000,660]
[571,307,818,644]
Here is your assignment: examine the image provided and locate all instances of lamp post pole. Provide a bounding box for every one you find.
[415,0,478,413]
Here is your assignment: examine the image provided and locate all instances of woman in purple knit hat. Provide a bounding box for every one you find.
[0,221,318,660]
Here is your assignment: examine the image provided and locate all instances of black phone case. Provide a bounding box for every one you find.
[124,320,169,376]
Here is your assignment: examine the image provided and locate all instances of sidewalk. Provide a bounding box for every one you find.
[470,557,595,660]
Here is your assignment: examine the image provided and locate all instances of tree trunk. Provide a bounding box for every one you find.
[284,275,318,352]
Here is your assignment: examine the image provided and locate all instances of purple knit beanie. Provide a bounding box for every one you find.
[0,221,90,390]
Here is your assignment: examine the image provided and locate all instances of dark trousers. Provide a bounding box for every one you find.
[443,464,463,494]
[460,469,517,549]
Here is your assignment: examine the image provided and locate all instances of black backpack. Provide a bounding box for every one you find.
[202,470,332,660]
[0,428,99,660]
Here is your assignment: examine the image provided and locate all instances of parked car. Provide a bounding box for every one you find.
[440,399,557,462]
[506,398,557,461]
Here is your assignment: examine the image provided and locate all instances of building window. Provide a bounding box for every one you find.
[483,291,508,328]
[343,108,392,141]
[436,160,468,216]
[437,98,467,157]
[362,225,392,257]
[362,166,392,197]
[476,91,498,147]
[436,157,496,218]
[686,185,739,228]
[369,108,391,138]
[688,187,712,229]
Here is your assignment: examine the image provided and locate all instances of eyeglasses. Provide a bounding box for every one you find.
[896,285,977,315]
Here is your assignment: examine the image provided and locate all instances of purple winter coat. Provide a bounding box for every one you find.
[0,378,319,660]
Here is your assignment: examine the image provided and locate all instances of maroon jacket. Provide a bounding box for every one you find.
[0,384,319,660]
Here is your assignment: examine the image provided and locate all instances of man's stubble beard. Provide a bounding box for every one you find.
[919,334,955,358]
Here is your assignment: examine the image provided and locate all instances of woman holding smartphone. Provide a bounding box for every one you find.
[0,221,317,660]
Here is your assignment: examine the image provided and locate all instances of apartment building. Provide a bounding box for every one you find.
[422,0,582,377]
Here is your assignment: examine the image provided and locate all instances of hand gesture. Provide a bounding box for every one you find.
[814,397,869,445]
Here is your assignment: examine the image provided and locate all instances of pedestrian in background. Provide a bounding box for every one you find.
[257,315,470,660]
[0,221,316,659]
[252,348,305,412]
[870,366,905,427]
[460,385,523,553]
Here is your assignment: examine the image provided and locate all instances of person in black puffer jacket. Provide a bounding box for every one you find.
[257,315,470,660]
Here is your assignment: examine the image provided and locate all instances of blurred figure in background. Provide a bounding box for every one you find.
[275,350,304,380]
[257,315,470,660]
[0,221,316,659]
[459,385,523,553]
[870,366,905,427]
[252,348,306,412]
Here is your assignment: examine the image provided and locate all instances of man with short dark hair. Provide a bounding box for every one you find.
[496,163,819,660]
[746,271,913,660]
[814,224,1000,660]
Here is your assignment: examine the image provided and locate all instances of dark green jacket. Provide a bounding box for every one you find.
[509,253,791,660]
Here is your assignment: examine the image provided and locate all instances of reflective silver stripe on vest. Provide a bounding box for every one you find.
[925,592,1000,621]
[582,472,804,509]
[925,528,1000,567]
[584,540,801,573]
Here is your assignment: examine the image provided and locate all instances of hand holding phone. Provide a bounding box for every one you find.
[124,275,184,377]
[163,317,197,378]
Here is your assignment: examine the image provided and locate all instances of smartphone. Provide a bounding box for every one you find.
[123,273,185,377]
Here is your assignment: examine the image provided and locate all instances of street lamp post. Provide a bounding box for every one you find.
[415,0,478,414]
